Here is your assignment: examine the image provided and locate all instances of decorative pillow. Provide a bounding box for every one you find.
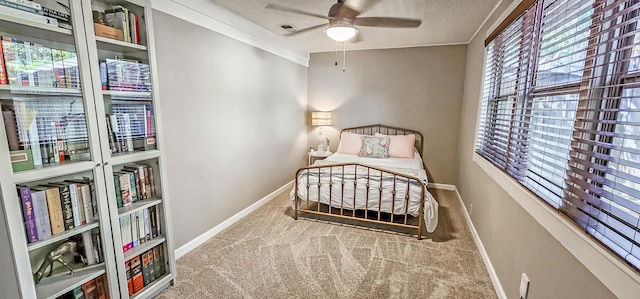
[375,133,416,159]
[337,132,367,155]
[358,136,390,158]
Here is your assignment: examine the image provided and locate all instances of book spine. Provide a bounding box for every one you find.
[152,246,161,279]
[0,34,7,84]
[141,250,150,286]
[149,206,158,238]
[81,230,96,265]
[0,0,42,14]
[2,110,20,150]
[137,210,145,244]
[19,186,38,243]
[58,185,74,230]
[120,217,127,252]
[81,185,94,222]
[131,255,143,293]
[30,190,51,241]
[41,7,69,23]
[6,0,41,10]
[68,183,82,227]
[126,259,133,296]
[143,208,150,241]
[114,174,123,208]
[44,187,64,234]
[124,215,132,250]
[128,171,138,202]
[146,250,155,284]
[131,213,139,248]
[119,173,131,206]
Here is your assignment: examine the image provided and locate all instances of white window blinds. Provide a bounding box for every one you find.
[477,0,640,270]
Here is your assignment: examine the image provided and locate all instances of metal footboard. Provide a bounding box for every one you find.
[293,163,427,239]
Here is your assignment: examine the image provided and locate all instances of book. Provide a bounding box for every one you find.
[1,37,16,85]
[47,183,73,230]
[143,208,150,241]
[122,113,133,152]
[152,246,161,279]
[126,259,133,296]
[118,172,132,207]
[2,110,20,150]
[130,254,144,293]
[137,210,145,245]
[146,249,155,285]
[6,0,41,10]
[141,249,150,286]
[81,278,98,299]
[157,244,166,276]
[95,274,108,299]
[149,206,158,238]
[113,174,122,208]
[67,182,83,227]
[92,230,104,263]
[32,186,64,235]
[30,189,51,241]
[81,230,96,265]
[130,213,139,248]
[79,184,94,223]
[121,168,139,202]
[18,186,38,242]
[0,34,7,84]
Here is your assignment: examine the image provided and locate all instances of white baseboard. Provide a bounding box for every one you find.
[452,185,507,299]
[174,180,294,259]
[427,183,456,191]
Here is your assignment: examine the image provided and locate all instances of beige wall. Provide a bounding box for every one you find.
[457,1,616,298]
[308,46,466,184]
[152,11,308,248]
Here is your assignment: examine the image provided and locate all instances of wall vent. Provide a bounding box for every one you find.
[279,24,298,33]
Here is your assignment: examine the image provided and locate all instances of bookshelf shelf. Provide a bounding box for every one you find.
[123,235,166,261]
[27,221,100,251]
[118,198,162,218]
[110,149,161,165]
[35,264,106,299]
[103,90,153,100]
[13,161,96,184]
[96,36,147,52]
[0,85,82,95]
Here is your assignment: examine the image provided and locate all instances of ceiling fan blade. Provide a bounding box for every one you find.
[343,0,381,14]
[265,4,331,20]
[283,23,327,37]
[354,17,422,28]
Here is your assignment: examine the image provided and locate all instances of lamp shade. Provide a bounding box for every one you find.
[325,26,358,42]
[311,111,332,126]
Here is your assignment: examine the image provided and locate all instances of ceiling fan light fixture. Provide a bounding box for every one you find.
[325,25,358,42]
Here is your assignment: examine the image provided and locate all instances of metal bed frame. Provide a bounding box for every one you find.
[293,124,429,239]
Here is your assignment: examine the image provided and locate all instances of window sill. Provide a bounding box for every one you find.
[472,153,640,298]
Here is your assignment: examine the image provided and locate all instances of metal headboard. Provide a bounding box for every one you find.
[341,124,424,157]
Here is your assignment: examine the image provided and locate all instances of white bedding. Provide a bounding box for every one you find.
[290,152,438,233]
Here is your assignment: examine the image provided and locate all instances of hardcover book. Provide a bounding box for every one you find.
[32,185,64,234]
[130,254,144,293]
[30,189,51,241]
[18,186,38,242]
[45,183,73,230]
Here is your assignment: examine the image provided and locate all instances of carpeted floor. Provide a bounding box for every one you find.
[155,188,497,298]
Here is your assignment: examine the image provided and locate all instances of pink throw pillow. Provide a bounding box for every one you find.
[337,132,367,155]
[375,133,415,158]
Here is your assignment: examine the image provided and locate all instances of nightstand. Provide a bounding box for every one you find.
[308,151,332,165]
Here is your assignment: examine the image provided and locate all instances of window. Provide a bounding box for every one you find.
[477,0,640,270]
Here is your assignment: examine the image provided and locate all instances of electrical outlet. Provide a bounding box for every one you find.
[519,273,530,299]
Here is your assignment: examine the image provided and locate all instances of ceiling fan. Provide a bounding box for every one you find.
[266,0,422,42]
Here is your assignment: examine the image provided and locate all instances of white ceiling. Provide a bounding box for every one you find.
[206,0,500,53]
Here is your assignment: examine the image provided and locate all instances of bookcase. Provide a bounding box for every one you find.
[0,0,175,298]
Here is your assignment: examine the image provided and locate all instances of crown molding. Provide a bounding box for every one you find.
[151,0,310,67]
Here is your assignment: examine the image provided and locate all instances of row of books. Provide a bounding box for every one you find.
[0,0,72,30]
[119,205,161,253]
[126,244,166,296]
[106,108,156,155]
[0,35,80,88]
[105,5,141,45]
[114,164,156,208]
[100,58,151,92]
[18,178,98,244]
[58,273,109,299]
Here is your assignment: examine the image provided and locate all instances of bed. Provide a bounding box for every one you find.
[290,124,438,239]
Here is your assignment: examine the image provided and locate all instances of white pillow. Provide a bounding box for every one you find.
[374,133,416,158]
